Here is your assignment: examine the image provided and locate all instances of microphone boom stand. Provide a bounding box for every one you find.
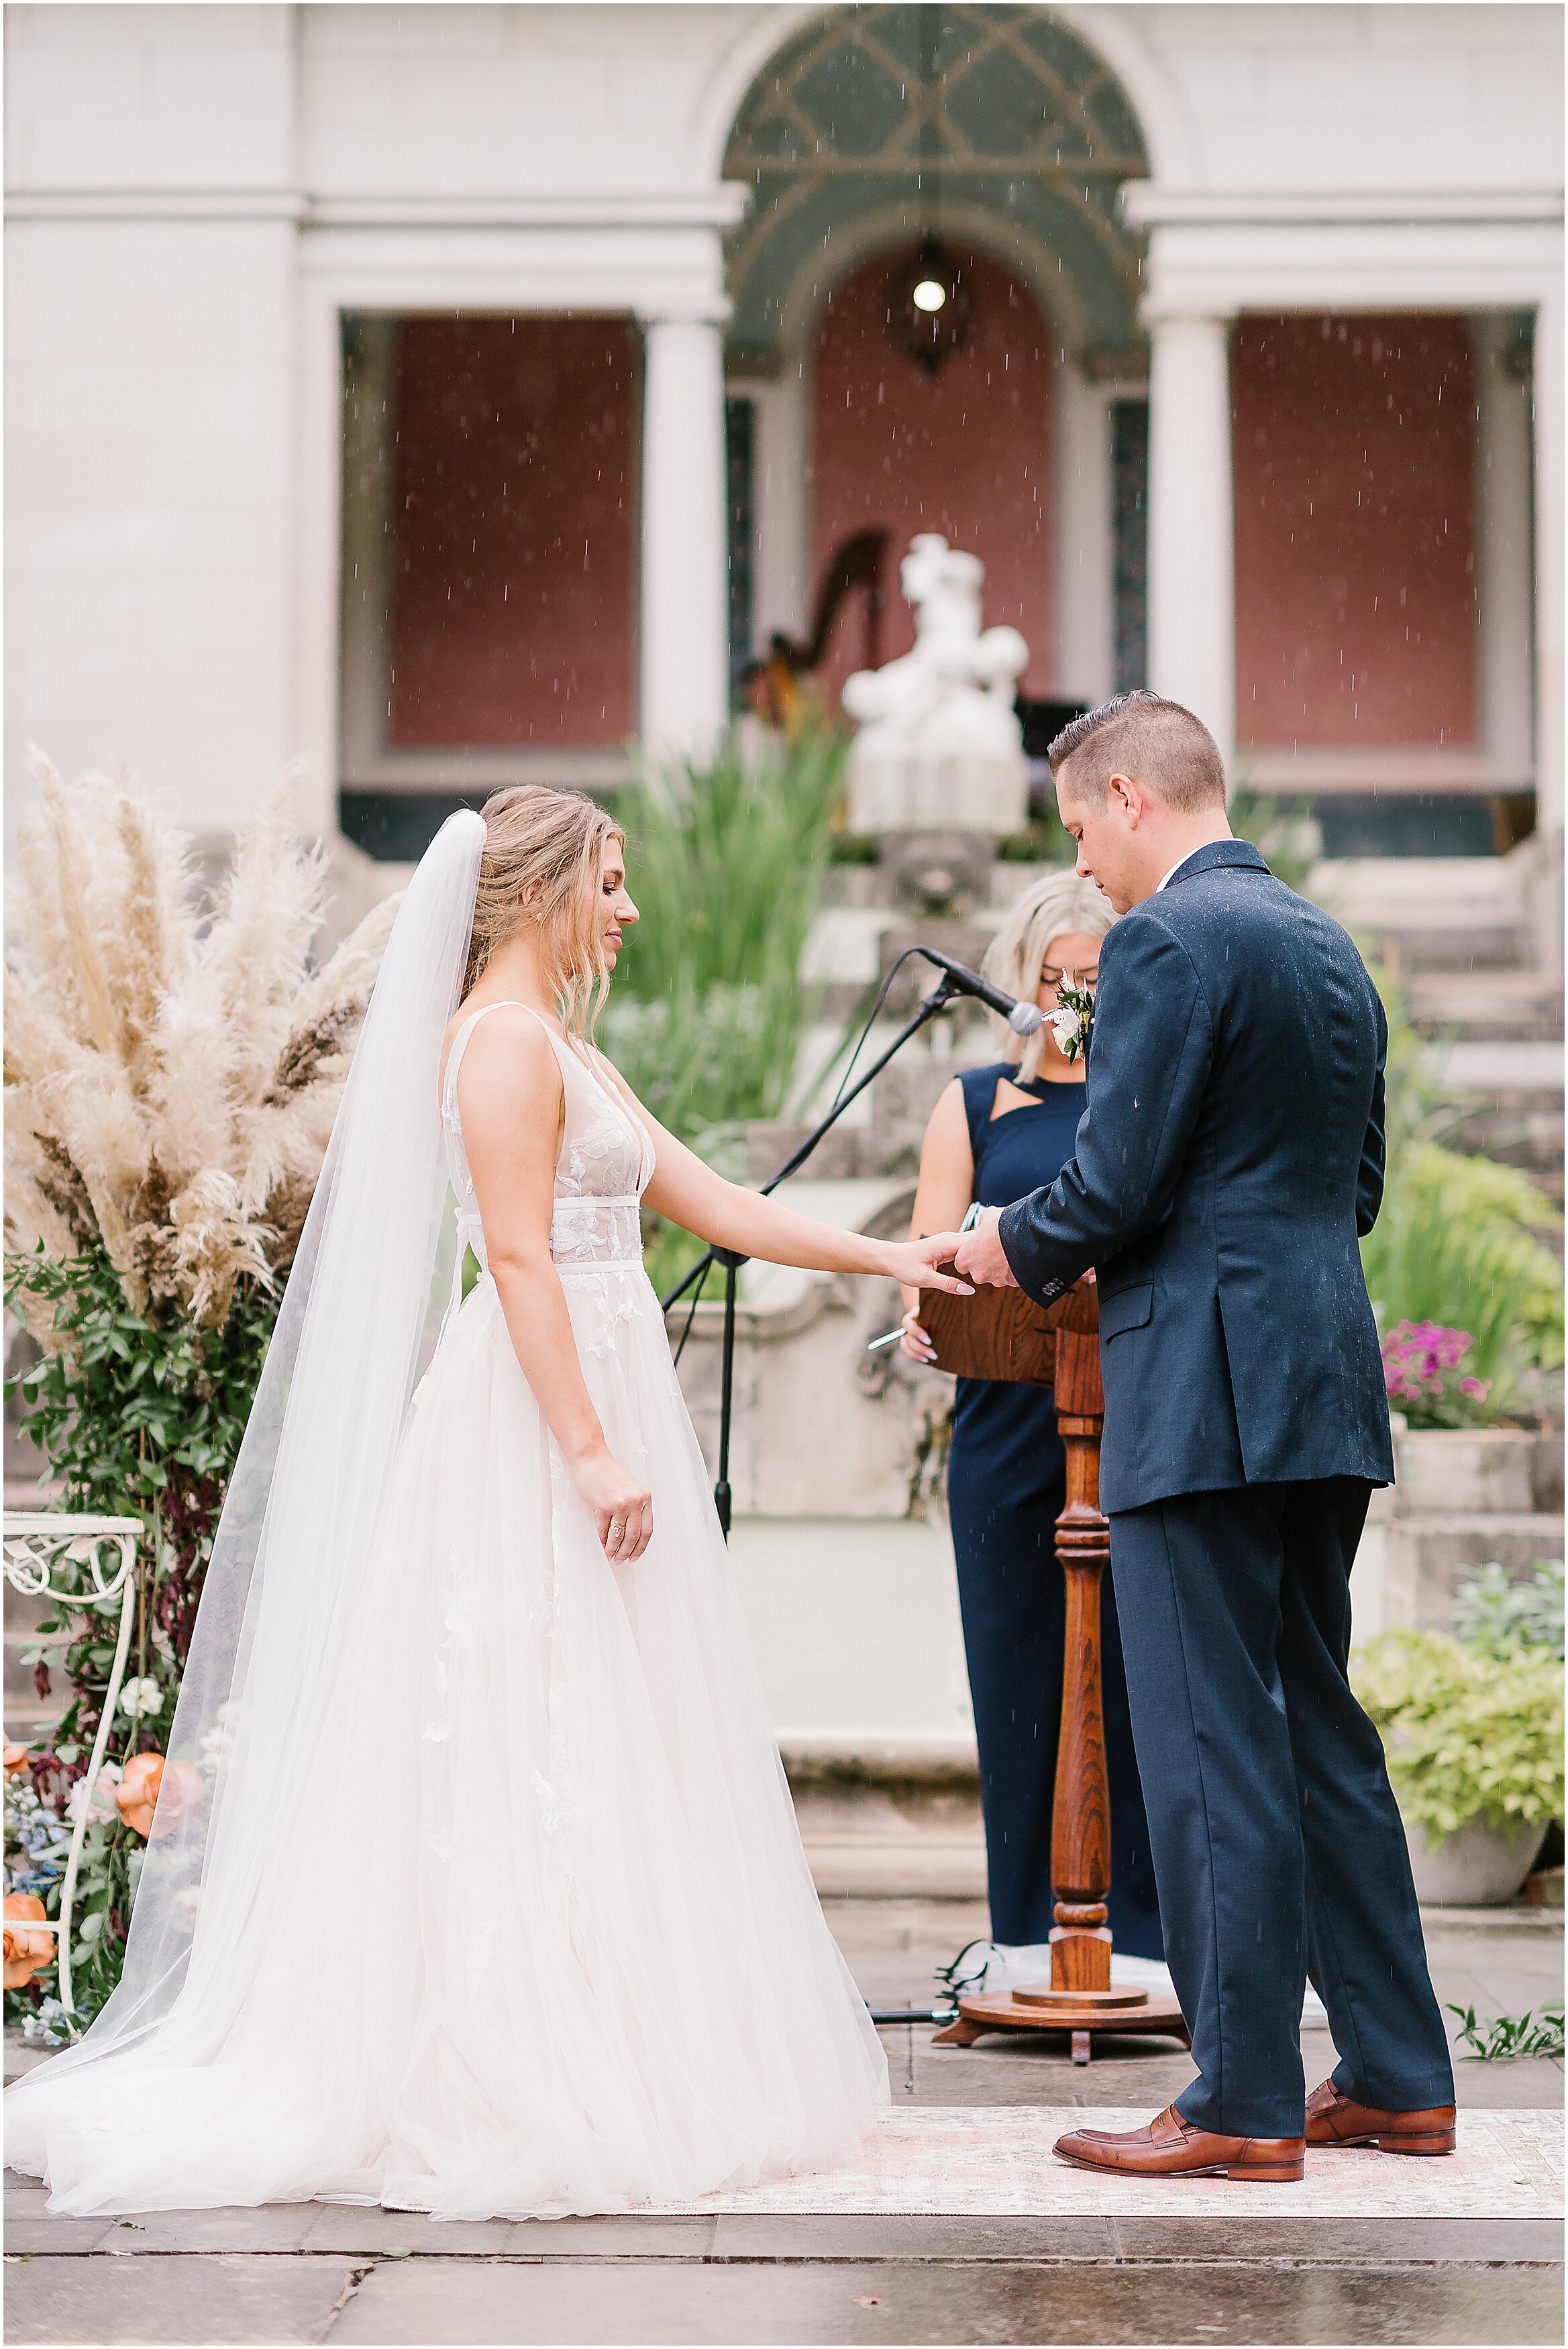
[660,973,968,1535]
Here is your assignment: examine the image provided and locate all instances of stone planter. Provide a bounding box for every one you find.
[1404,1812,1549,1907]
[1392,1428,1538,1517]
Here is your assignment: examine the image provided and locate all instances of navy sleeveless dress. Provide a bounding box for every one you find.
[947,1064,1163,1958]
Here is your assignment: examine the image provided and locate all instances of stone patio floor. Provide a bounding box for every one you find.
[4,1902,1562,2346]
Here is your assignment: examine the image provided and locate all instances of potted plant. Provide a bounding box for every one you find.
[1353,1597,1563,1905]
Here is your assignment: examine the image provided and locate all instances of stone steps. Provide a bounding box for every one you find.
[1375,1511,1565,1633]
[790,1781,988,1901]
[1409,971,1563,1046]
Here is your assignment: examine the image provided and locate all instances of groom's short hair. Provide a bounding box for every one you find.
[1049,692,1227,813]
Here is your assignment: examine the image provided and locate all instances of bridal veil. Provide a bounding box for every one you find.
[8,811,486,2126]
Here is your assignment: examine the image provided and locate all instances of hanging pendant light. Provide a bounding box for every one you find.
[890,233,970,377]
[886,12,970,378]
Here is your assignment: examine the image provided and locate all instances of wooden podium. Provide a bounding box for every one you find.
[931,1280,1190,2064]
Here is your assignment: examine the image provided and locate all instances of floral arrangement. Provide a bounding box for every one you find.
[1381,1319,1494,1428]
[3,758,394,2032]
[1047,972,1095,1066]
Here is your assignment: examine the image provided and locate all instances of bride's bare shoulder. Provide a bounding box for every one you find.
[441,1001,564,1105]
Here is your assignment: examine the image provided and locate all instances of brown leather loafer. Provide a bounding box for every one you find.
[1053,2103,1305,2182]
[1306,2080,1456,2155]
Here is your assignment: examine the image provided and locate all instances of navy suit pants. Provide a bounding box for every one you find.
[1108,1478,1454,2138]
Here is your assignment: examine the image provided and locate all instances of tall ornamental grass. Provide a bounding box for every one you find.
[603,726,847,1288]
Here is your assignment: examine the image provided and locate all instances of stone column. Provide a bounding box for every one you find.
[1472,313,1535,789]
[639,313,731,758]
[1054,360,1116,705]
[751,368,810,650]
[1530,288,1564,974]
[1145,310,1237,770]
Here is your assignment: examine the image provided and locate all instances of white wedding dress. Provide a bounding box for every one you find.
[7,997,888,2217]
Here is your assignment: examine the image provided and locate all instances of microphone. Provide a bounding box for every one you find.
[914,946,1045,1037]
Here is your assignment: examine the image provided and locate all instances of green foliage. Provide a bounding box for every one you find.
[602,987,782,1171]
[1357,976,1563,1413]
[1352,1628,1564,1838]
[996,807,1076,866]
[828,831,882,866]
[1226,787,1317,895]
[1447,2000,1565,2061]
[607,728,847,1297]
[615,725,846,1012]
[9,1243,274,1515]
[600,985,774,1298]
[1453,1560,1565,1661]
[1361,1145,1563,1406]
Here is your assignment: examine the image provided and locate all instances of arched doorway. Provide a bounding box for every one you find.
[721,4,1152,713]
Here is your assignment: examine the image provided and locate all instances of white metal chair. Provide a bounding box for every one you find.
[3,1513,142,2021]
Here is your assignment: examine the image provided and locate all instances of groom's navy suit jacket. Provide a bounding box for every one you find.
[998,839,1395,1515]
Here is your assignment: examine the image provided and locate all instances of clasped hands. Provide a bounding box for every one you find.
[951,1205,1017,1293]
[900,1207,1016,1365]
[949,1210,1098,1301]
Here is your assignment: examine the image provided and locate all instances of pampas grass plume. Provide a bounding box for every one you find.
[6,755,395,1336]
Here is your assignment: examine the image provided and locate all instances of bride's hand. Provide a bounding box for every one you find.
[570,1447,654,1563]
[900,1306,936,1365]
[878,1233,974,1295]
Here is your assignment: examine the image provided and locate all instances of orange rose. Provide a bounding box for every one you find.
[115,1752,164,1838]
[4,1745,31,1778]
[115,1753,201,1842]
[150,1759,202,1842]
[4,1893,56,1989]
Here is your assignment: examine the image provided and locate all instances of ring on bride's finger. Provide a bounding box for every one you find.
[608,1519,624,1542]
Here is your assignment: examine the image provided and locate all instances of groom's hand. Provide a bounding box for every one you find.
[953,1206,1018,1289]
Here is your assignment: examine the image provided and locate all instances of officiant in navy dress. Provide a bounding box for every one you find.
[900,872,1162,1959]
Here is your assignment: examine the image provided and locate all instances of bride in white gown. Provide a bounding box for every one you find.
[6,787,969,2218]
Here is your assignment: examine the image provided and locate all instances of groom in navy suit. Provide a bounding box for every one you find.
[955,692,1455,2182]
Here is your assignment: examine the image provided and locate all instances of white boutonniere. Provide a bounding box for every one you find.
[1048,972,1096,1065]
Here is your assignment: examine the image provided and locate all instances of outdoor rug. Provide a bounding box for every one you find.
[649,2108,1563,2219]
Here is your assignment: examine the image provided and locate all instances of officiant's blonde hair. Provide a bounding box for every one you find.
[981,870,1116,1080]
[464,785,623,1038]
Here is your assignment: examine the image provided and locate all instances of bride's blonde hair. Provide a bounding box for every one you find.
[462,785,623,1038]
[981,868,1116,1079]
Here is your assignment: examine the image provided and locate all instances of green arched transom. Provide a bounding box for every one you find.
[723,4,1150,366]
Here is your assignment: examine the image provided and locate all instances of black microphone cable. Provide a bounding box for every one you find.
[666,950,933,1369]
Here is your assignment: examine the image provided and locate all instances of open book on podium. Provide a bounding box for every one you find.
[919,1266,1097,1385]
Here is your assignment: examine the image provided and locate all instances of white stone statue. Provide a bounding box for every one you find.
[843,534,1029,835]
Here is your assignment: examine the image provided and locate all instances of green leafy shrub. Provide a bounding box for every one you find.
[1352,1628,1564,1840]
[1452,1560,1565,1661]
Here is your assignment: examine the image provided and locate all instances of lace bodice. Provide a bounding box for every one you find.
[441,1001,655,1275]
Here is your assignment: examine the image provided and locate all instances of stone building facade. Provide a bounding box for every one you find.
[5,3,1562,956]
